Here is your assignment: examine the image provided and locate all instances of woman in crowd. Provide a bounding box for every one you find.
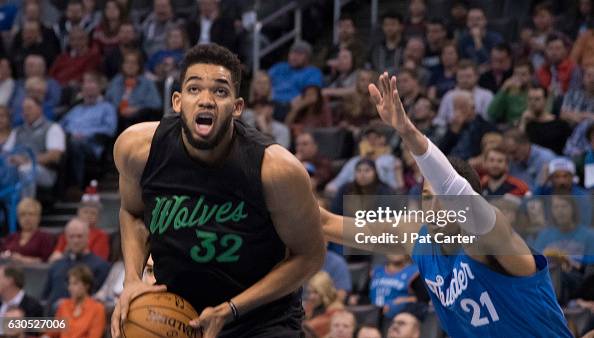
[105,49,161,133]
[285,85,332,136]
[42,265,105,338]
[147,26,188,75]
[0,198,54,263]
[323,48,357,110]
[303,271,345,338]
[92,0,126,54]
[337,69,380,136]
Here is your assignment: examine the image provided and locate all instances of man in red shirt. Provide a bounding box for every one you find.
[481,146,530,197]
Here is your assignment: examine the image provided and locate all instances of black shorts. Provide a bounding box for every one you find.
[218,295,304,338]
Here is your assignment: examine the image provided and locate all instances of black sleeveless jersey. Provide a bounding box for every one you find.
[140,116,303,335]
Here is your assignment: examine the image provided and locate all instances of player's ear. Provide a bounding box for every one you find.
[233,97,244,118]
[172,91,182,114]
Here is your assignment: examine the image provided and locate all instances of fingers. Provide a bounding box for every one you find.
[368,84,381,105]
[111,301,121,338]
[189,317,200,328]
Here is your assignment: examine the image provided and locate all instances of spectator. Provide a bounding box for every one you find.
[571,22,594,68]
[285,85,332,135]
[561,65,594,126]
[386,304,424,338]
[529,2,559,71]
[423,18,448,70]
[49,27,102,88]
[103,21,139,79]
[60,71,117,189]
[322,48,357,109]
[410,96,445,145]
[480,147,530,197]
[42,218,109,308]
[81,0,102,35]
[468,131,504,177]
[10,77,55,126]
[479,43,514,93]
[140,0,182,57]
[397,68,423,114]
[185,0,237,54]
[519,85,572,155]
[488,59,533,125]
[503,128,556,189]
[0,106,10,148]
[534,157,592,226]
[322,14,366,72]
[2,96,66,197]
[0,58,14,107]
[576,123,594,187]
[53,0,97,51]
[10,54,61,120]
[242,99,290,149]
[0,197,54,263]
[457,7,503,70]
[146,25,187,75]
[435,60,493,127]
[93,234,123,304]
[369,255,421,320]
[536,33,581,99]
[303,271,345,338]
[295,132,333,191]
[439,90,497,160]
[337,69,380,134]
[50,194,110,262]
[322,250,352,303]
[92,0,126,54]
[401,37,430,86]
[42,265,106,338]
[561,0,594,39]
[356,326,382,338]
[447,0,468,40]
[268,40,323,121]
[327,310,356,338]
[326,124,401,196]
[0,265,43,318]
[535,195,594,266]
[403,0,427,39]
[3,305,36,338]
[10,20,60,78]
[367,11,405,75]
[105,49,161,133]
[331,158,397,218]
[427,42,458,100]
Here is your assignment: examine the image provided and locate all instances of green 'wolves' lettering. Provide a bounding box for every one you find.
[149,195,248,234]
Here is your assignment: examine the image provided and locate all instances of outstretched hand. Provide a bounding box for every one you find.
[368,72,412,133]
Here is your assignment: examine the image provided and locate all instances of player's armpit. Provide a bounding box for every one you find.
[226,145,325,316]
[466,208,536,276]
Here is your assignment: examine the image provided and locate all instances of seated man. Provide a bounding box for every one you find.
[0,265,43,318]
[49,191,110,262]
[60,71,117,189]
[327,310,356,338]
[2,96,65,197]
[386,303,426,338]
[481,146,530,197]
[42,218,109,309]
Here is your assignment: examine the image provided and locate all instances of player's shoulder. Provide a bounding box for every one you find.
[261,145,309,184]
[114,122,159,176]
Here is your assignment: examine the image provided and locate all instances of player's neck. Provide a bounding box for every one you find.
[183,124,235,164]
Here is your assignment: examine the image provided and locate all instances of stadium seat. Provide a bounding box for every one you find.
[348,262,370,294]
[311,127,355,160]
[346,304,381,328]
[21,263,50,301]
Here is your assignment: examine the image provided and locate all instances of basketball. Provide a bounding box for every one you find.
[121,292,202,338]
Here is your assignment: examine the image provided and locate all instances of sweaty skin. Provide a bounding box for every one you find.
[111,63,325,338]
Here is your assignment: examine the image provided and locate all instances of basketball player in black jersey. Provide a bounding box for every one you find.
[111,44,326,338]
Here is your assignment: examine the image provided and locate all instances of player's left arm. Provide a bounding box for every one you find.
[190,145,325,333]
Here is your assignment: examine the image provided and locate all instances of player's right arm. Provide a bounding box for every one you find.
[319,206,419,255]
[111,122,166,338]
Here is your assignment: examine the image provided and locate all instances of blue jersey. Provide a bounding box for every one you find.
[369,263,419,317]
[412,226,572,338]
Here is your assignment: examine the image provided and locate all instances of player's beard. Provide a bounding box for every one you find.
[180,110,233,150]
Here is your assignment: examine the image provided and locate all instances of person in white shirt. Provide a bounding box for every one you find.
[435,59,494,127]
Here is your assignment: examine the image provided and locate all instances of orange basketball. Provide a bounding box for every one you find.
[121,292,202,338]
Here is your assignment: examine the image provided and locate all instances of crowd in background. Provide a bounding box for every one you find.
[0,0,594,337]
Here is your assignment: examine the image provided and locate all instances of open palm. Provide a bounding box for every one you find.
[368,72,410,133]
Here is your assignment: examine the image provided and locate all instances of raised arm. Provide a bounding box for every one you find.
[371,72,535,276]
[111,122,166,338]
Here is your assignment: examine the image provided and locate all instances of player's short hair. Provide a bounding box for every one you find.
[2,265,25,289]
[179,44,242,95]
[448,156,482,193]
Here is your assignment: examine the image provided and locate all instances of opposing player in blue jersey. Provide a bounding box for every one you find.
[321,73,573,337]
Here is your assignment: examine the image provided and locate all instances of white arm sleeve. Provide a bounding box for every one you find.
[412,138,496,235]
